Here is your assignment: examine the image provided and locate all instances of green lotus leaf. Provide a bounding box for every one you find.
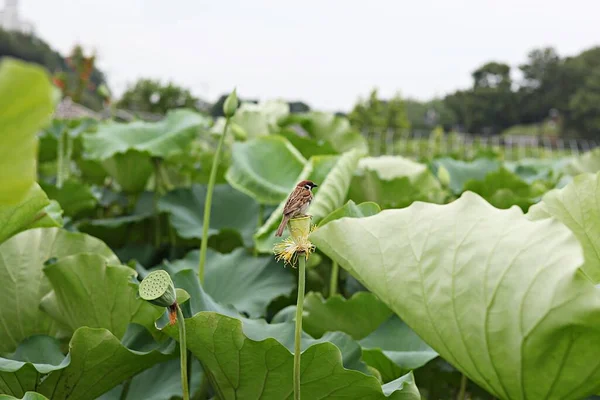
[0,393,49,400]
[0,325,174,399]
[162,311,420,399]
[277,129,338,158]
[30,200,63,229]
[430,157,501,194]
[39,253,157,339]
[312,191,600,400]
[83,109,208,161]
[359,316,438,383]
[0,228,118,353]
[302,292,393,339]
[463,168,549,212]
[349,156,446,209]
[318,200,381,227]
[39,179,97,217]
[225,136,307,205]
[254,149,363,253]
[0,184,52,244]
[283,111,369,154]
[528,172,600,283]
[158,184,259,248]
[158,248,294,318]
[100,150,154,193]
[0,58,54,205]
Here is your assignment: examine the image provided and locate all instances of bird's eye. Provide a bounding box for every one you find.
[305,184,311,190]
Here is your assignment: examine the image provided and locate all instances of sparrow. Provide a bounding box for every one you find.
[275,180,319,236]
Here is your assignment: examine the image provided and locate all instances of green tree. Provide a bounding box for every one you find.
[568,67,600,139]
[348,89,410,132]
[117,79,199,115]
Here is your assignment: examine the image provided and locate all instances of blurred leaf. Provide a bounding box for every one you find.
[100,150,153,193]
[528,172,600,283]
[31,200,64,229]
[312,192,600,399]
[39,179,97,217]
[158,184,259,248]
[0,325,174,399]
[349,156,445,209]
[277,129,337,158]
[360,316,438,383]
[319,200,380,226]
[463,168,548,212]
[302,292,392,339]
[0,228,118,353]
[0,393,49,400]
[566,147,600,175]
[0,184,51,244]
[158,248,294,318]
[162,311,420,399]
[83,109,208,161]
[225,136,307,205]
[431,157,501,194]
[0,58,54,205]
[283,111,369,154]
[40,253,153,339]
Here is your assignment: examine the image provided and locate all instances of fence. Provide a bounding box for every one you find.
[363,130,599,160]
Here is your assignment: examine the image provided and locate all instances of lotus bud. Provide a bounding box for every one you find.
[223,88,238,118]
[437,165,450,188]
[139,270,177,308]
[230,122,247,141]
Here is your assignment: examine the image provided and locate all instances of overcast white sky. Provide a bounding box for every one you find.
[16,0,600,111]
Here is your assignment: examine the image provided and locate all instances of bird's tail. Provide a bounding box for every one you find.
[275,215,290,237]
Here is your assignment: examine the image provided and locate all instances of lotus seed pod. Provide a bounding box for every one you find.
[139,270,177,308]
[223,88,238,118]
[289,215,311,244]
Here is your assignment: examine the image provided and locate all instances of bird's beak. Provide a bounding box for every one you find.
[313,184,318,188]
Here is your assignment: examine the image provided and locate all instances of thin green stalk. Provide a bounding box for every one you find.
[64,134,73,182]
[199,118,230,283]
[294,255,306,400]
[329,261,339,297]
[119,377,132,400]
[177,305,190,400]
[56,130,65,188]
[457,373,468,400]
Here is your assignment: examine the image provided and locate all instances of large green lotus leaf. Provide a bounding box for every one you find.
[32,201,64,230]
[0,184,51,244]
[0,325,174,399]
[39,179,97,217]
[431,157,501,194]
[312,191,600,400]
[225,136,307,205]
[566,147,600,175]
[0,228,118,353]
[283,111,369,154]
[359,316,438,383]
[83,109,208,160]
[254,149,363,253]
[277,129,338,158]
[158,248,294,318]
[0,59,54,205]
[97,358,204,400]
[162,311,419,400]
[528,172,600,283]
[463,168,549,212]
[100,150,154,193]
[319,200,381,226]
[232,100,289,137]
[504,158,571,184]
[163,269,368,374]
[302,292,392,339]
[158,184,259,247]
[349,156,445,209]
[40,253,159,339]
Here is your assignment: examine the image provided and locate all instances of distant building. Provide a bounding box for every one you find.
[0,0,33,34]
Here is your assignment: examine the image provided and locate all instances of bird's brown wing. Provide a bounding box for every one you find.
[283,186,311,216]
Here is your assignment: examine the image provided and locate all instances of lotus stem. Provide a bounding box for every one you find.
[177,304,190,400]
[198,118,230,284]
[294,255,306,400]
[329,260,339,297]
[56,129,65,188]
[457,373,468,400]
[65,134,73,182]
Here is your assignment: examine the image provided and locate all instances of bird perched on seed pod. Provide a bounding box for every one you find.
[275,180,318,237]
